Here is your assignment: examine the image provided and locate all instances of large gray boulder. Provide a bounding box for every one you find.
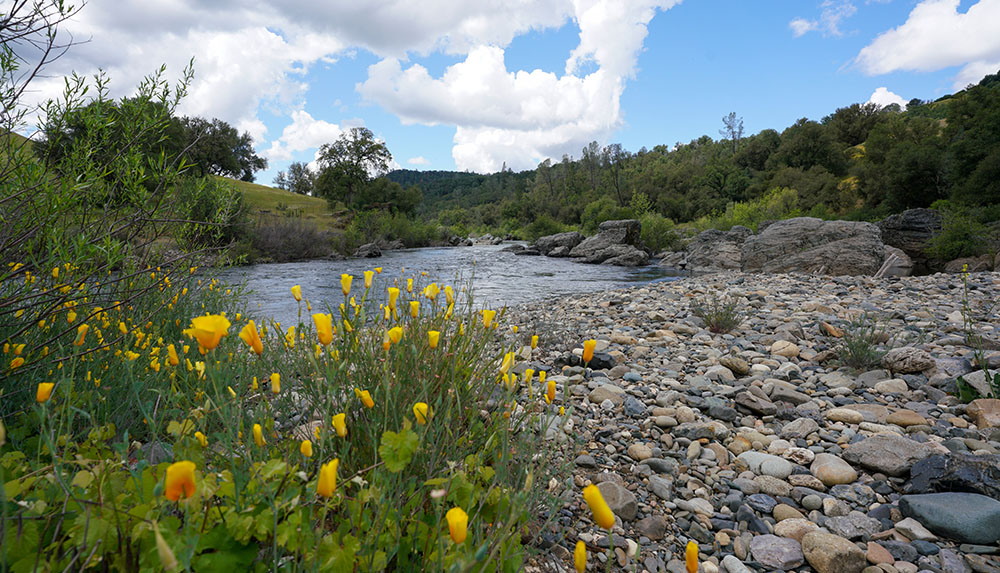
[533,231,584,256]
[878,208,942,274]
[681,225,752,273]
[741,217,885,275]
[569,219,645,264]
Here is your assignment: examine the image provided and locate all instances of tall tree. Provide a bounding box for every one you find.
[314,127,392,207]
[581,141,602,192]
[719,112,744,154]
[603,143,630,206]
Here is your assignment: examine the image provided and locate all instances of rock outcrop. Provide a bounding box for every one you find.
[878,208,942,274]
[533,231,584,256]
[568,219,648,266]
[661,226,752,273]
[741,217,885,275]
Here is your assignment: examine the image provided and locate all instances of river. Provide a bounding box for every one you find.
[217,243,681,325]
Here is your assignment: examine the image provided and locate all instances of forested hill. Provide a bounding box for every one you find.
[388,69,1000,237]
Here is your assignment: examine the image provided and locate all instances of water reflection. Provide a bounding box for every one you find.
[216,244,678,325]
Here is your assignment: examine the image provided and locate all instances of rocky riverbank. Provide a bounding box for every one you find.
[509,270,1000,573]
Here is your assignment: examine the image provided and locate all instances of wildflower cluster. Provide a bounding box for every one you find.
[1,266,560,570]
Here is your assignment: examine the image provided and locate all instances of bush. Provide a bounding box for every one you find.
[251,214,334,262]
[580,197,632,233]
[696,187,801,232]
[174,175,251,248]
[837,312,889,370]
[640,212,680,252]
[523,214,568,241]
[925,207,988,260]
[690,295,744,333]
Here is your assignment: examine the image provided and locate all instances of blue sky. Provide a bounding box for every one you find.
[27,1,1000,183]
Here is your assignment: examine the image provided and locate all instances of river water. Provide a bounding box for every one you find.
[217,244,680,325]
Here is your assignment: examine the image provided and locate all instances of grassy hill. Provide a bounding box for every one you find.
[219,176,347,231]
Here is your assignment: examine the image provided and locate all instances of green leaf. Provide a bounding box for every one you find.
[378,428,419,473]
[71,470,94,489]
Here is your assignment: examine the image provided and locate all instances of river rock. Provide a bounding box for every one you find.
[774,518,821,541]
[886,410,926,427]
[801,531,867,573]
[842,433,939,477]
[735,391,777,416]
[720,355,751,376]
[589,384,626,406]
[960,369,1000,400]
[909,452,1000,500]
[635,515,668,541]
[966,398,1000,427]
[740,217,885,276]
[771,340,800,357]
[673,421,731,441]
[534,231,584,256]
[750,534,804,570]
[811,453,859,486]
[597,481,638,522]
[737,451,793,479]
[899,493,1000,544]
[781,417,820,439]
[882,347,936,374]
[826,408,865,424]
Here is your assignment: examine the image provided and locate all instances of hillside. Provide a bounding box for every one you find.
[221,176,347,231]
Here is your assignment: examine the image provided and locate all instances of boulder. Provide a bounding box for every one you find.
[534,231,584,256]
[353,242,382,258]
[958,369,999,398]
[569,219,642,262]
[801,531,867,573]
[842,433,941,477]
[599,244,650,267]
[881,347,936,374]
[908,452,1000,500]
[899,492,1000,544]
[880,246,913,277]
[680,226,753,273]
[740,217,885,276]
[967,398,1000,428]
[877,208,942,274]
[596,481,638,521]
[944,254,993,273]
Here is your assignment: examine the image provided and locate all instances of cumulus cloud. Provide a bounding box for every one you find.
[264,110,345,162]
[867,87,908,109]
[789,0,858,38]
[21,0,680,174]
[407,156,429,165]
[359,0,679,173]
[856,0,1000,88]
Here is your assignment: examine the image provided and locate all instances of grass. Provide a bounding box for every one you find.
[837,312,889,370]
[217,176,349,232]
[690,294,745,334]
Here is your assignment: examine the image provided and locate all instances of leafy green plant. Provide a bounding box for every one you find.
[837,312,889,370]
[925,206,988,260]
[690,294,744,334]
[954,265,999,400]
[639,212,681,252]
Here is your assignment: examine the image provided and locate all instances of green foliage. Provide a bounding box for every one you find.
[690,295,744,334]
[315,127,394,209]
[174,175,251,248]
[523,214,568,241]
[696,187,801,232]
[639,212,680,252]
[581,197,632,233]
[925,207,988,260]
[837,312,889,370]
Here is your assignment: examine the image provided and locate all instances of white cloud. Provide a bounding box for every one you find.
[359,0,678,173]
[18,0,679,174]
[789,18,819,37]
[407,156,429,165]
[868,87,908,109]
[856,0,1000,88]
[264,110,344,162]
[789,1,858,38]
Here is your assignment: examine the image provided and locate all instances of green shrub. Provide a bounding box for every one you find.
[523,214,568,241]
[174,175,251,248]
[639,212,680,252]
[690,295,744,333]
[580,197,632,233]
[837,312,889,370]
[925,208,988,260]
